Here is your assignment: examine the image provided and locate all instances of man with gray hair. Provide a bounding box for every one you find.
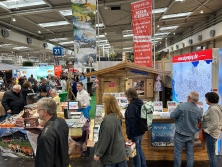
[170,91,203,167]
[35,98,69,167]
[2,84,24,117]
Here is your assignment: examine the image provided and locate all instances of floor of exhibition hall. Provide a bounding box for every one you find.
[0,147,222,167]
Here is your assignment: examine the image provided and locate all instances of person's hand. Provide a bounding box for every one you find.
[7,110,11,113]
[81,104,85,107]
[94,155,100,161]
[127,139,132,143]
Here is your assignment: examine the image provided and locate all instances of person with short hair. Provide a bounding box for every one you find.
[170,91,203,167]
[35,98,69,167]
[38,78,50,94]
[76,82,90,108]
[201,92,222,167]
[2,84,25,117]
[94,95,127,167]
[38,88,48,99]
[50,89,62,112]
[125,88,147,167]
[28,74,35,85]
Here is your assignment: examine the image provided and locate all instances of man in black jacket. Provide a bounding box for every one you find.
[35,98,69,167]
[2,84,24,117]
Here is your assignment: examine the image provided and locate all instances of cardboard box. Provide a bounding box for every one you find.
[125,142,136,158]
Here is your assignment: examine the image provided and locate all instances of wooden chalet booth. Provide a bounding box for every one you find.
[85,61,208,161]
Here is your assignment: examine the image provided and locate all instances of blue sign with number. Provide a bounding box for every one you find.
[53,47,64,56]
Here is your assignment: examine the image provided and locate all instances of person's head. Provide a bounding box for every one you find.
[36,98,57,122]
[50,89,57,98]
[187,92,199,102]
[34,80,38,85]
[125,88,138,101]
[23,81,31,89]
[41,78,47,85]
[12,84,21,94]
[77,82,84,92]
[103,94,122,119]
[31,74,33,78]
[40,88,47,97]
[205,92,219,105]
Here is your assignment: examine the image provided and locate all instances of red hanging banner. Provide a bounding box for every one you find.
[131,0,152,67]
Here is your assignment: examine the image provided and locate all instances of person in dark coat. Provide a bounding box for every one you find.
[35,98,69,167]
[2,84,25,117]
[125,88,147,167]
[21,81,34,105]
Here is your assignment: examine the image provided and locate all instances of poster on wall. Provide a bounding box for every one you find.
[14,67,37,79]
[71,0,96,69]
[37,66,54,80]
[172,49,212,112]
[131,0,152,67]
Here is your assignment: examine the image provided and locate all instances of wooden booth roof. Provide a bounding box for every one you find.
[85,61,171,77]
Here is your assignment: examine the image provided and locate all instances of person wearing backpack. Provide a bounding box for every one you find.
[125,88,147,167]
[201,92,222,167]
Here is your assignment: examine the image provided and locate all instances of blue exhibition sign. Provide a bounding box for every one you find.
[53,47,64,56]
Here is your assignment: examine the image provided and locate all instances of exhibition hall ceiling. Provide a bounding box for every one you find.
[0,0,221,60]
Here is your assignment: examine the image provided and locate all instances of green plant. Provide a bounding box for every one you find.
[22,61,33,66]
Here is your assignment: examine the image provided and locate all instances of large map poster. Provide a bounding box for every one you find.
[172,49,212,112]
[72,0,96,69]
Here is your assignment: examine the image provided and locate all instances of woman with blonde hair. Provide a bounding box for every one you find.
[94,94,127,167]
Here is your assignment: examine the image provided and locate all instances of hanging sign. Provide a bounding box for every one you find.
[131,0,152,67]
[53,47,64,56]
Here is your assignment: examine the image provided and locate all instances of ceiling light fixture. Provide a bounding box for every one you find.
[0,0,46,9]
[157,25,160,27]
[38,21,70,27]
[160,26,179,31]
[38,30,41,34]
[59,10,72,16]
[152,8,167,14]
[11,17,16,22]
[200,10,203,14]
[123,34,133,38]
[104,0,109,9]
[96,23,104,28]
[175,0,185,2]
[162,12,192,19]
[104,32,107,36]
[50,38,69,42]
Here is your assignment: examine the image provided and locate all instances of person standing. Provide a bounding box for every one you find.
[28,74,35,85]
[35,98,69,167]
[50,89,62,112]
[170,92,203,167]
[94,94,127,167]
[76,82,90,108]
[2,84,25,117]
[125,88,147,167]
[201,92,222,167]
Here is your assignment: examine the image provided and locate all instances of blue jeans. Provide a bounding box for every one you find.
[174,132,194,167]
[103,160,128,167]
[132,135,147,167]
[204,132,217,167]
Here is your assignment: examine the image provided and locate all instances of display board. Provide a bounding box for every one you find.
[172,49,212,112]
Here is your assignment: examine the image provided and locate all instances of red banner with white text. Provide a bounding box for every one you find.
[172,49,212,63]
[131,0,152,67]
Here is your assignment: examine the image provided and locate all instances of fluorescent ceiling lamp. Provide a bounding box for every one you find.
[155,32,170,36]
[39,21,70,27]
[123,47,133,50]
[152,8,167,14]
[50,38,69,42]
[175,0,185,2]
[103,47,111,49]
[59,10,72,16]
[96,35,106,38]
[59,41,74,45]
[96,40,108,43]
[13,46,29,50]
[162,12,192,19]
[0,0,46,9]
[0,44,12,47]
[160,26,179,31]
[123,34,133,38]
[96,23,104,28]
[99,44,110,46]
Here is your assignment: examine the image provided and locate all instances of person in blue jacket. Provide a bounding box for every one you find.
[72,78,78,98]
[125,88,147,167]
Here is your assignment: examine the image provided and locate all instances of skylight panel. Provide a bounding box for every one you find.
[59,10,72,16]
[50,38,69,42]
[38,21,70,27]
[162,12,192,19]
[13,46,29,50]
[152,8,168,14]
[59,41,74,45]
[0,0,46,9]
[159,26,179,31]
